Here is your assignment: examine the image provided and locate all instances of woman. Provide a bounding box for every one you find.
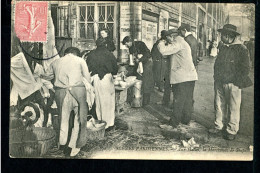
[86,39,118,130]
[97,28,116,52]
[210,40,218,58]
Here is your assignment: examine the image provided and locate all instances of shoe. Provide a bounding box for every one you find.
[209,128,222,134]
[158,88,164,92]
[159,124,173,130]
[70,148,81,157]
[106,126,115,132]
[156,101,163,105]
[223,132,236,140]
[164,106,172,112]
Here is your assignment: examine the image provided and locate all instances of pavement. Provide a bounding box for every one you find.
[116,56,254,150]
[44,56,254,159]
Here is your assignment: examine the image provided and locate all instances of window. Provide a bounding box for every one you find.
[51,5,69,37]
[78,3,116,40]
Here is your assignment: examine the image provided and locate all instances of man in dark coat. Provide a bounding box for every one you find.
[245,38,255,67]
[151,30,171,108]
[122,36,154,106]
[152,30,168,91]
[209,24,253,140]
[178,24,199,69]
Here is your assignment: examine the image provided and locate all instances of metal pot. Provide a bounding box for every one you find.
[133,80,142,98]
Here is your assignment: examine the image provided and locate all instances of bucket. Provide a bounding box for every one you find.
[86,120,107,140]
[131,80,142,108]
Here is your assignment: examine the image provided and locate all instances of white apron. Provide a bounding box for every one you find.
[93,74,115,129]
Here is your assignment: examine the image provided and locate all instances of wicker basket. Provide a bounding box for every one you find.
[10,127,56,157]
[86,120,107,140]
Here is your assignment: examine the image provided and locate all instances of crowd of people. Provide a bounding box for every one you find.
[32,23,252,157]
[122,23,252,141]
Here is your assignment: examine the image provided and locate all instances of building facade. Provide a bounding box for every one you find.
[50,2,226,60]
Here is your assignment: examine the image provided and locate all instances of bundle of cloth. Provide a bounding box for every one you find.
[10,52,56,127]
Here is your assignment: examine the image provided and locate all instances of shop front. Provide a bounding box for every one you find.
[142,15,158,51]
[141,3,160,50]
[168,12,179,30]
[51,1,119,57]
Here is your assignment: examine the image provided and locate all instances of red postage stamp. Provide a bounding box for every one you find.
[15,1,48,42]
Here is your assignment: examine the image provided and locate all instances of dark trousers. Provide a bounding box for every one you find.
[162,70,171,105]
[169,81,195,127]
[55,87,88,148]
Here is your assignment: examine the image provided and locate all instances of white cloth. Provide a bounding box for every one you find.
[82,78,95,109]
[42,10,60,71]
[93,73,115,129]
[210,47,218,57]
[137,62,143,75]
[10,53,42,104]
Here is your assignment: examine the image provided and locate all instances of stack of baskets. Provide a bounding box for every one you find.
[10,127,56,157]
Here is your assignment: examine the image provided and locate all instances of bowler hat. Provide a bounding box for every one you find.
[161,30,167,38]
[217,24,240,36]
[178,23,191,32]
[164,29,178,36]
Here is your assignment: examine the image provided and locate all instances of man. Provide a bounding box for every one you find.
[178,24,199,69]
[151,30,171,109]
[42,47,91,156]
[158,29,198,128]
[152,30,168,91]
[178,24,199,112]
[122,36,154,106]
[209,24,252,140]
[245,38,255,68]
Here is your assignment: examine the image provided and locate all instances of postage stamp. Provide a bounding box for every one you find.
[15,1,48,42]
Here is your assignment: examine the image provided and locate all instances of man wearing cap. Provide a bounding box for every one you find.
[157,28,198,128]
[122,36,154,106]
[151,30,172,109]
[178,24,199,69]
[209,24,252,140]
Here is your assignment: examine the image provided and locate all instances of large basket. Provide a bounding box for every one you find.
[86,120,107,140]
[10,127,56,157]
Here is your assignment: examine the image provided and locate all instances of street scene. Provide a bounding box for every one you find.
[10,2,254,160]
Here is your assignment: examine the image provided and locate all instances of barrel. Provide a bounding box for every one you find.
[131,80,142,108]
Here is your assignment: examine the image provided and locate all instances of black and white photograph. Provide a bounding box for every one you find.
[9,1,255,160]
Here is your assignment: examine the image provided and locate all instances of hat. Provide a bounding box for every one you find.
[122,36,132,45]
[161,30,167,38]
[178,23,191,32]
[164,29,178,36]
[217,24,240,36]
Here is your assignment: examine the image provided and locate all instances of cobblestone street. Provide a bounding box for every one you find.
[45,56,254,159]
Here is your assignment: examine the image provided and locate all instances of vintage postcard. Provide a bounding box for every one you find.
[10,1,254,160]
